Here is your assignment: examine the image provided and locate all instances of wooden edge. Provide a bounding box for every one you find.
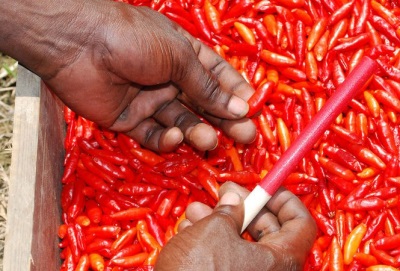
[4,66,65,270]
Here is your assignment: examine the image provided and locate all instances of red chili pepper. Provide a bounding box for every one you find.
[307,17,328,51]
[95,192,122,212]
[333,33,370,52]
[62,144,80,183]
[310,208,336,236]
[343,197,386,211]
[197,168,220,201]
[375,233,400,251]
[330,124,363,145]
[327,1,353,26]
[86,225,121,239]
[217,171,261,184]
[77,168,111,193]
[79,138,129,165]
[376,119,398,155]
[129,147,164,167]
[353,253,379,267]
[110,207,152,221]
[157,190,179,218]
[371,0,400,28]
[75,254,90,271]
[319,156,356,182]
[363,212,388,241]
[305,51,318,83]
[68,179,85,220]
[369,15,400,45]
[110,243,142,260]
[110,252,149,268]
[370,243,398,266]
[80,154,116,184]
[93,129,114,152]
[374,89,400,113]
[67,224,81,263]
[170,193,189,218]
[86,238,113,254]
[145,213,166,246]
[223,0,253,19]
[142,172,190,195]
[190,6,213,41]
[137,225,162,252]
[246,81,274,117]
[110,227,137,255]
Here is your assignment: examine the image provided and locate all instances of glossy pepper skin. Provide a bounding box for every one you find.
[56,0,400,269]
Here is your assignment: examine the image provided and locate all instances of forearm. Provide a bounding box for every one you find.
[0,0,106,78]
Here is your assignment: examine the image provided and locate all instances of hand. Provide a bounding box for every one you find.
[1,0,256,152]
[155,182,317,271]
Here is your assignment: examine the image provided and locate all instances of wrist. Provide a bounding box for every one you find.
[0,0,107,79]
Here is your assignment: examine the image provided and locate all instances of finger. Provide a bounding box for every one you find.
[202,113,257,144]
[125,118,184,152]
[266,188,313,227]
[152,98,218,151]
[177,219,192,232]
[219,182,282,240]
[108,84,178,132]
[211,190,245,233]
[172,34,252,120]
[258,188,317,253]
[185,201,213,224]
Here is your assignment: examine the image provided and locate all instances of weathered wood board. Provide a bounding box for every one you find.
[4,66,64,271]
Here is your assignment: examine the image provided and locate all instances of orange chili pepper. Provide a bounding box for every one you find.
[258,114,278,148]
[204,0,222,33]
[305,51,318,83]
[224,146,243,171]
[260,50,297,67]
[263,14,277,36]
[344,223,367,265]
[130,148,165,166]
[371,0,400,27]
[364,91,381,118]
[366,265,400,271]
[307,17,328,51]
[197,168,220,201]
[313,30,329,61]
[276,118,291,152]
[234,22,256,45]
[110,252,149,268]
[89,253,105,271]
[144,249,159,266]
[318,156,356,182]
[265,69,279,85]
[355,112,368,140]
[111,227,137,254]
[75,254,90,271]
[329,236,344,271]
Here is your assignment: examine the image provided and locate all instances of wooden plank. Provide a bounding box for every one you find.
[4,66,64,270]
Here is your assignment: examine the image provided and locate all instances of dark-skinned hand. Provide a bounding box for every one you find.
[0,0,256,152]
[155,182,317,271]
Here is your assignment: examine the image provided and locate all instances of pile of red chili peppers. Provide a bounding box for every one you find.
[59,0,400,269]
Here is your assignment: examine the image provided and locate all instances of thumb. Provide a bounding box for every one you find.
[172,36,252,119]
[211,191,245,234]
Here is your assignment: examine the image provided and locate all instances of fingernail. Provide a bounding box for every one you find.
[228,96,249,117]
[219,191,241,206]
